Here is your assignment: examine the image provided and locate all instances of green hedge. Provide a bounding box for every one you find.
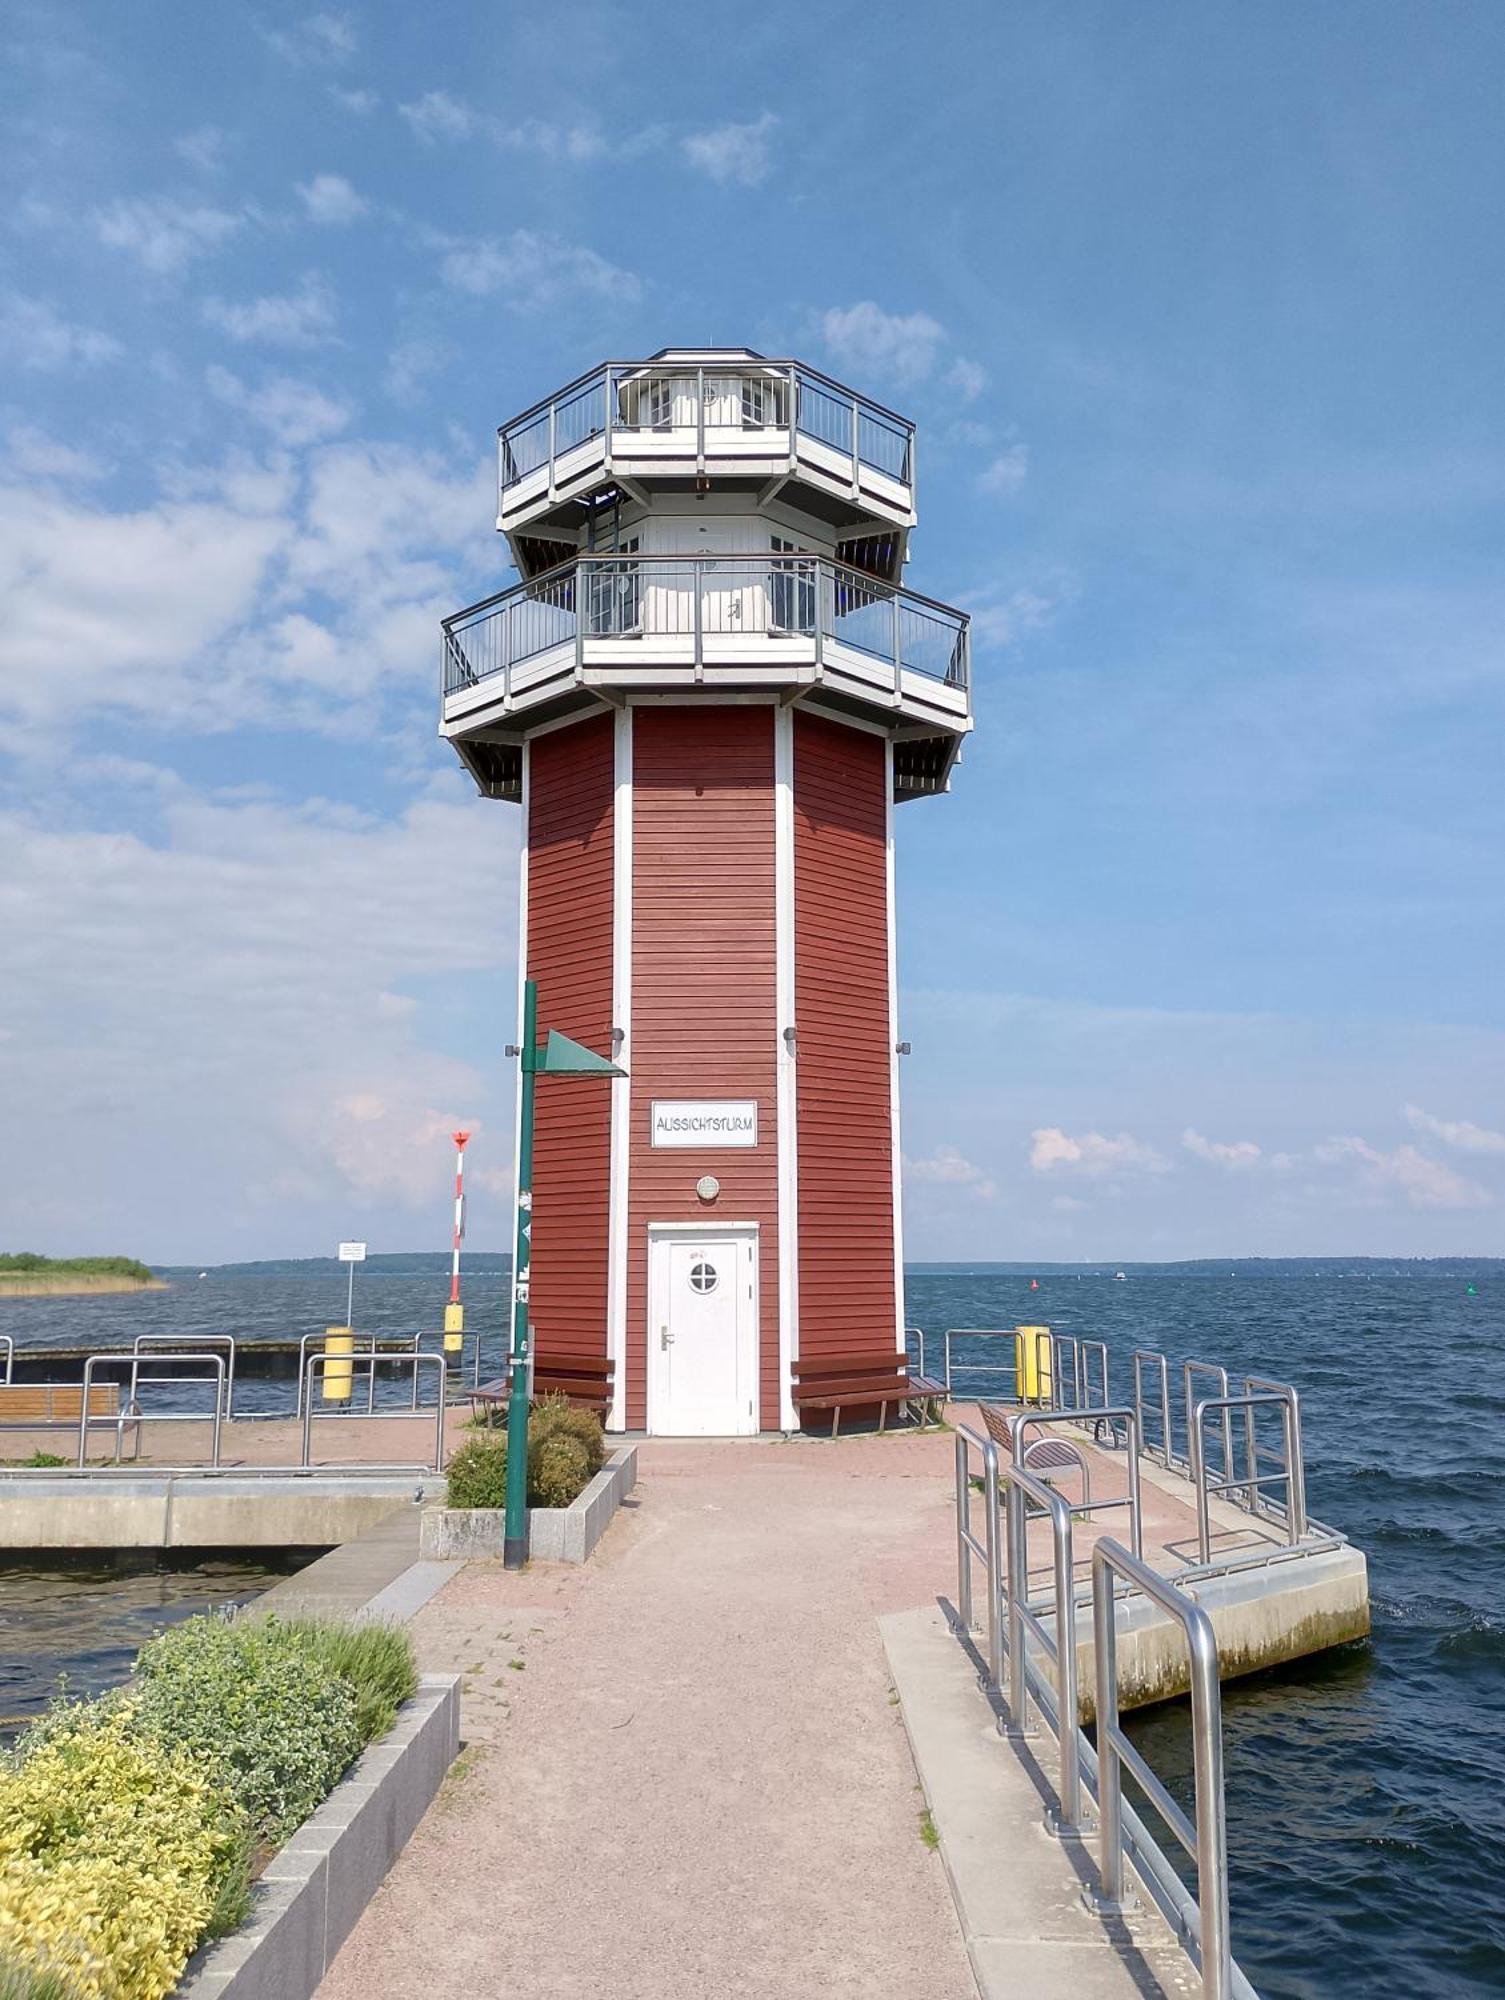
[447,1396,605,1511]
[0,1612,418,1999]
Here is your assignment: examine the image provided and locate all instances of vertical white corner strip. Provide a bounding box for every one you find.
[885,739,906,1356]
[510,740,531,1358]
[606,706,633,1434]
[774,704,800,1429]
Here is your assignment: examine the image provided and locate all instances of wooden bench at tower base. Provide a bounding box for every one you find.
[469,1358,615,1427]
[791,1353,948,1437]
[0,1382,140,1458]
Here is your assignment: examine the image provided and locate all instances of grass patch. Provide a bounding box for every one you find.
[272,1618,418,1744]
[918,1806,940,1850]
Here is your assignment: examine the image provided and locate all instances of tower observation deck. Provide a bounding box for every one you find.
[440,347,972,1435]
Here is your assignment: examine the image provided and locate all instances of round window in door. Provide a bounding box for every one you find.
[688,1259,718,1296]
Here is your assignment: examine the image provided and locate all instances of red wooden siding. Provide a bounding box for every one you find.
[627,707,779,1429]
[793,713,897,1370]
[526,714,615,1369]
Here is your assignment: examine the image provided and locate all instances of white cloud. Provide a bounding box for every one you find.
[904,1146,996,1200]
[1029,1127,1170,1177]
[1182,1128,1262,1168]
[1403,1104,1505,1156]
[95,195,245,273]
[0,295,121,371]
[0,781,516,1254]
[4,425,109,483]
[263,11,357,66]
[962,582,1057,648]
[331,86,378,114]
[385,335,454,404]
[1315,1136,1492,1210]
[947,357,988,401]
[682,111,777,187]
[497,118,611,163]
[202,273,337,346]
[399,89,474,143]
[297,173,368,224]
[434,229,640,310]
[978,444,1029,495]
[819,301,946,385]
[206,366,353,447]
[175,125,231,175]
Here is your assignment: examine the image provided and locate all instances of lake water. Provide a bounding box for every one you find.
[1,1262,1500,1996]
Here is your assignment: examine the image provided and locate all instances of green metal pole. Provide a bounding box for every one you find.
[503,978,537,1569]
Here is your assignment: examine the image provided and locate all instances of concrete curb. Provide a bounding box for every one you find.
[178,1673,461,2000]
[418,1443,638,1562]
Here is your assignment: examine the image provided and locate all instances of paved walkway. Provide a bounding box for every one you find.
[316,1430,978,2000]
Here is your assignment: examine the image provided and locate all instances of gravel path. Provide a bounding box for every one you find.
[317,1430,977,1999]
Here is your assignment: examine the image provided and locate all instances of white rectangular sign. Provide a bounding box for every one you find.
[337,1241,367,1262]
[650,1100,758,1149]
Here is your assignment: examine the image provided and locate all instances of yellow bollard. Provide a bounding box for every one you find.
[322,1327,354,1402]
[1015,1325,1052,1405]
[443,1301,464,1354]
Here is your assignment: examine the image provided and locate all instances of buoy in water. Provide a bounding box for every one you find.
[1467,1283,1478,1296]
[1029,1278,1039,1291]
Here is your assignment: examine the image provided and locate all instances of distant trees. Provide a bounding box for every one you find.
[0,1253,155,1281]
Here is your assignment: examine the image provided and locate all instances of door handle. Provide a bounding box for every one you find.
[659,1325,673,1350]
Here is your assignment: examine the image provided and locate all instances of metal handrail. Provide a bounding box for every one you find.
[131,1333,236,1422]
[496,357,916,494]
[1090,1537,1232,2000]
[295,1330,425,1421]
[1004,1458,1090,1835]
[904,1325,926,1380]
[441,551,969,701]
[1012,1407,1143,1557]
[1081,1339,1110,1410]
[1052,1334,1083,1410]
[301,1351,448,1474]
[1191,1391,1307,1563]
[953,1425,1003,1690]
[1133,1348,1174,1465]
[78,1352,225,1468]
[1184,1360,1233,1483]
[942,1327,1029,1399]
[0,1336,11,1386]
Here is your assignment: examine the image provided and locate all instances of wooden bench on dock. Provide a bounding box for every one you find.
[0,1383,141,1458]
[469,1358,615,1426]
[791,1353,948,1437]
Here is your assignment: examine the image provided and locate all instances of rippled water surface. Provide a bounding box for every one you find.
[2,1263,1501,1994]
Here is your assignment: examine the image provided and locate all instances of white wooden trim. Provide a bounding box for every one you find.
[774,703,799,1429]
[606,707,633,1432]
[885,738,906,1356]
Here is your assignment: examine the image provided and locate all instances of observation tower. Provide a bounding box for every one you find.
[440,350,971,1434]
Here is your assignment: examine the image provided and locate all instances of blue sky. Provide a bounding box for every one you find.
[2,1,1502,1262]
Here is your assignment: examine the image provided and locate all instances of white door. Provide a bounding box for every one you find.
[647,1227,758,1436]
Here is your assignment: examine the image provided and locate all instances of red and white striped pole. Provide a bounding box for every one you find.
[444,1131,470,1358]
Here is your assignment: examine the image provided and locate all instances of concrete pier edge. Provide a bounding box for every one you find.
[881,1603,1198,2000]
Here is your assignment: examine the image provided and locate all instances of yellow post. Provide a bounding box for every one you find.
[322,1326,354,1402]
[1015,1325,1052,1404]
[443,1301,464,1354]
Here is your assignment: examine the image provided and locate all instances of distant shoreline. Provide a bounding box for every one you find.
[0,1276,170,1299]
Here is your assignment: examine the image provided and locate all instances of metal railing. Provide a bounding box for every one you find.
[1185,1360,1234,1485]
[294,1331,426,1421]
[953,1426,1004,1690]
[943,1327,1039,1399]
[904,1325,927,1380]
[301,1351,448,1475]
[78,1351,225,1468]
[1190,1389,1307,1564]
[130,1334,237,1422]
[0,1336,11,1386]
[1091,1538,1233,2000]
[442,552,969,703]
[1004,1458,1089,1835]
[1133,1347,1174,1465]
[497,358,915,499]
[1011,1406,1143,1559]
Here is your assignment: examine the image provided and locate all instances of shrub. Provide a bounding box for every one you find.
[446,1432,509,1509]
[528,1434,591,1510]
[528,1394,605,1475]
[275,1620,418,1744]
[0,1958,82,1999]
[0,1696,249,2000]
[132,1616,361,1844]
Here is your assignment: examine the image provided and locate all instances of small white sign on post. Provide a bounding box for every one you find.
[650,1100,758,1149]
[337,1241,367,1262]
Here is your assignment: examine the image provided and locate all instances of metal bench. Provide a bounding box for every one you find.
[470,1357,615,1426]
[978,1401,1091,1498]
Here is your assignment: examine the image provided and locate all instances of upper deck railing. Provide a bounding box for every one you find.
[497,359,915,510]
[441,552,968,708]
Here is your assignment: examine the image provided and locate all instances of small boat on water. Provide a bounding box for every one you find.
[1114,1270,1126,1281]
